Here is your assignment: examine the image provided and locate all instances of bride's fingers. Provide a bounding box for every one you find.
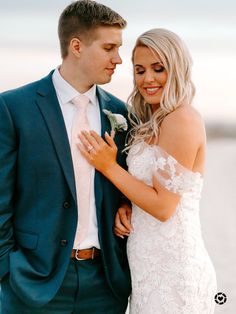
[104,131,117,148]
[80,131,99,150]
[114,224,130,235]
[117,209,133,232]
[77,143,92,162]
[119,215,132,232]
[78,133,94,151]
[114,228,124,238]
[115,215,130,234]
[89,130,106,145]
[114,226,130,237]
[114,231,125,239]
[110,130,115,139]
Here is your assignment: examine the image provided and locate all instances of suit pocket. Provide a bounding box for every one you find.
[15,229,39,250]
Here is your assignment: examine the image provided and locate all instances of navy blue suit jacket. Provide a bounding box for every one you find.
[0,71,131,307]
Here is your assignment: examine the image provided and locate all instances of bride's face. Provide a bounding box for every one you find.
[133,45,167,112]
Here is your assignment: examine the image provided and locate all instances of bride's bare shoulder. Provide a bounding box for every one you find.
[158,104,206,153]
[162,104,205,133]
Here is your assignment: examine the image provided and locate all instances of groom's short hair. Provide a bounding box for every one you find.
[58,0,127,58]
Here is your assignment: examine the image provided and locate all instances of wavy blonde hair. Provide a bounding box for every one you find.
[127,28,195,148]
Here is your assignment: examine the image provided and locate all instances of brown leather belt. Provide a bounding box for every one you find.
[71,247,100,260]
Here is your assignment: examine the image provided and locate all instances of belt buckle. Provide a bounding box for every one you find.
[91,247,95,259]
[75,249,85,261]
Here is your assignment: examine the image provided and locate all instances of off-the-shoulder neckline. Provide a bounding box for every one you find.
[141,141,204,178]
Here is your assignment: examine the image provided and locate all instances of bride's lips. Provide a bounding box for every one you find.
[144,86,162,95]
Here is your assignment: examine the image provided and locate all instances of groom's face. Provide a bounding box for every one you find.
[77,26,123,88]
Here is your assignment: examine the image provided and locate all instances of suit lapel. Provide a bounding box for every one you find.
[97,87,113,136]
[35,73,77,203]
[34,79,119,213]
[94,87,117,216]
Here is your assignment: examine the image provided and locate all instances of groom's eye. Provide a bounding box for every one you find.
[103,45,114,51]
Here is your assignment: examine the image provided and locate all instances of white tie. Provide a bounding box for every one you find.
[71,95,92,247]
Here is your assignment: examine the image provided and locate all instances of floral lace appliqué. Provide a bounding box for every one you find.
[126,142,217,314]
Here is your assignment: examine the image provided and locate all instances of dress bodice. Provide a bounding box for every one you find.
[126,142,216,314]
[127,141,203,199]
[126,142,204,237]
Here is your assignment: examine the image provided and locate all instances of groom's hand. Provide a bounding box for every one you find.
[114,204,133,238]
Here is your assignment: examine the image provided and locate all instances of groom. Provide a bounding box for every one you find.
[0,1,131,313]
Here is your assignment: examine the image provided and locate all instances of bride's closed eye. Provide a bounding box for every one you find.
[135,66,145,75]
[154,66,165,73]
[135,66,165,75]
[136,70,145,75]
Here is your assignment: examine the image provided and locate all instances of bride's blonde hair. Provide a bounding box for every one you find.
[127,28,195,148]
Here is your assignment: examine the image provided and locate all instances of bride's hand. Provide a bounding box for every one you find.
[78,130,118,174]
[114,204,133,238]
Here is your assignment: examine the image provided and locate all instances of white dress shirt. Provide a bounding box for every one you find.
[52,68,101,249]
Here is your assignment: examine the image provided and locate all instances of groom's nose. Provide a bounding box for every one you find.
[112,51,122,65]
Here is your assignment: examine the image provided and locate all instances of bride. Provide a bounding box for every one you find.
[79,28,217,313]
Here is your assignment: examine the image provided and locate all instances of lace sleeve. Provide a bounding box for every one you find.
[153,145,202,196]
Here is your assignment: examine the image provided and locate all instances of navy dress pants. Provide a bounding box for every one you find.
[1,257,128,314]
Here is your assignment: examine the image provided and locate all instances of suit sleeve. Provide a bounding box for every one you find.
[0,95,17,279]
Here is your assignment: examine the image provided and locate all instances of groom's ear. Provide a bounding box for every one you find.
[70,37,82,57]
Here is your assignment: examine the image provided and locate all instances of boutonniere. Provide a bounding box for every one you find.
[103,109,128,138]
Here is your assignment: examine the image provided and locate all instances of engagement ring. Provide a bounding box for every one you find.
[87,146,93,152]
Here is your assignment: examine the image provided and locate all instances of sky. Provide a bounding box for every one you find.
[1,0,236,122]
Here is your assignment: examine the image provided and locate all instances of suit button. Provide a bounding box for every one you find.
[60,240,68,247]
[63,201,70,209]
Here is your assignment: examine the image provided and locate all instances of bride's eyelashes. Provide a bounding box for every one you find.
[135,66,165,75]
[135,70,145,75]
[154,66,165,73]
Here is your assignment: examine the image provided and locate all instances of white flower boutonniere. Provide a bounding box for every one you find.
[103,109,128,138]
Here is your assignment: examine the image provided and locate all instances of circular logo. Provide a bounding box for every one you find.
[214,292,227,305]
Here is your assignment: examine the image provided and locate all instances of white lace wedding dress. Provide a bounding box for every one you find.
[126,142,217,314]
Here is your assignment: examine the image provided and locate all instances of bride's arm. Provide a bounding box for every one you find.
[79,106,205,222]
[79,130,180,222]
